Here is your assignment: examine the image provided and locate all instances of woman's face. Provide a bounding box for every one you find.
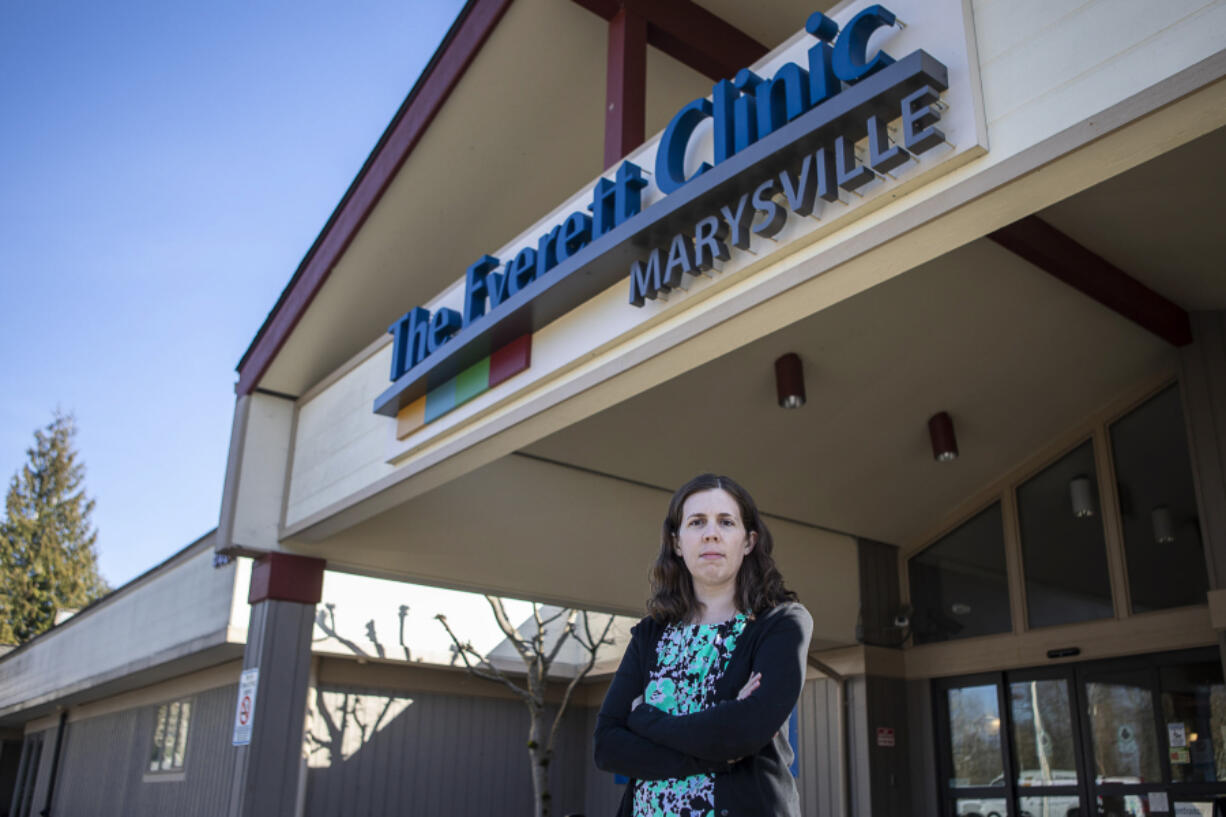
[674,488,756,593]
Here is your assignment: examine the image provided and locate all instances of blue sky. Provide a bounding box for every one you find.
[0,1,466,588]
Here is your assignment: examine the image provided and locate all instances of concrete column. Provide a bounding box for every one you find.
[228,553,325,817]
[1177,311,1226,675]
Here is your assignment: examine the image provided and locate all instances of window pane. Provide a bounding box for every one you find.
[1016,794,1081,817]
[948,684,1004,787]
[150,705,167,771]
[954,795,1007,816]
[1160,662,1226,784]
[1018,440,1113,628]
[1085,680,1161,783]
[1171,803,1217,817]
[1109,385,1207,612]
[1096,793,1158,817]
[1009,679,1078,786]
[910,504,1011,645]
[161,701,181,770]
[173,701,191,769]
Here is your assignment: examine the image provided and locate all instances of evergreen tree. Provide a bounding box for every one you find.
[0,412,109,644]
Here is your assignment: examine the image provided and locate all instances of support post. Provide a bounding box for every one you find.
[1178,311,1226,678]
[228,553,326,817]
[605,6,647,168]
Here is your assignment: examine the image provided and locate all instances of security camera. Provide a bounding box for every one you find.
[892,603,914,630]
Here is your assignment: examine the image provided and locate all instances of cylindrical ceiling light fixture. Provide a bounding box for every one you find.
[1152,505,1176,543]
[1069,475,1096,518]
[928,411,958,462]
[775,353,805,409]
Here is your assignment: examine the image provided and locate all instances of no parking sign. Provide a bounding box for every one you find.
[232,668,259,746]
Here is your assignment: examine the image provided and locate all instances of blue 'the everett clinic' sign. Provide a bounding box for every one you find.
[374,5,950,417]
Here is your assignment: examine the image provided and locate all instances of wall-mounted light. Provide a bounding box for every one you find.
[1152,505,1176,543]
[928,411,958,462]
[774,353,805,409]
[1069,475,1096,518]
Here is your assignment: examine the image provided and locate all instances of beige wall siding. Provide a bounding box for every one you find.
[224,392,296,552]
[974,0,1226,157]
[287,345,394,527]
[0,542,237,718]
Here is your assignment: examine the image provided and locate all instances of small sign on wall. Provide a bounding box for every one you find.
[232,668,259,746]
[876,726,896,747]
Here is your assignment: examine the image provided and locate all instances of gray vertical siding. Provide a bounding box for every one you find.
[856,540,902,647]
[796,676,843,817]
[847,676,872,817]
[302,684,590,817]
[906,678,940,817]
[864,676,911,817]
[49,683,238,817]
[19,673,920,817]
[582,706,623,817]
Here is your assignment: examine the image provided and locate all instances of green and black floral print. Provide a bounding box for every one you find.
[632,613,748,817]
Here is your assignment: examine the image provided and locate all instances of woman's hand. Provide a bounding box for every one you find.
[736,671,762,701]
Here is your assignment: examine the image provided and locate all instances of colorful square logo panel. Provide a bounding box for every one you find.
[396,334,531,440]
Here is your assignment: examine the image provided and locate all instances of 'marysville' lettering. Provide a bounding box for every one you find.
[630,82,944,306]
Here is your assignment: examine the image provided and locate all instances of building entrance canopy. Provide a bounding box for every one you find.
[219,0,1226,629]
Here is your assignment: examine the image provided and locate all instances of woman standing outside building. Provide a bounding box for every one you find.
[594,473,813,816]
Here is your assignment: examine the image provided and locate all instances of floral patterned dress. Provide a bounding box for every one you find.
[632,613,748,817]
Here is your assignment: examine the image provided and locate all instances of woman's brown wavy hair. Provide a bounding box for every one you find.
[646,473,797,625]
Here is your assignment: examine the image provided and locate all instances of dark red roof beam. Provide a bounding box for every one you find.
[988,215,1192,347]
[235,0,514,396]
[605,6,647,169]
[574,0,768,83]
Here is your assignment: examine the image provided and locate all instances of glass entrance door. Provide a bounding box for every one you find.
[1079,666,1166,815]
[936,649,1226,817]
[1008,670,1084,817]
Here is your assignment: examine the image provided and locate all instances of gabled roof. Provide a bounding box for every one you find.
[233,0,817,398]
[236,0,511,396]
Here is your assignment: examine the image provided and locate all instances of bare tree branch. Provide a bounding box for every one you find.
[548,611,615,754]
[538,606,569,628]
[532,603,545,654]
[435,613,532,702]
[543,611,578,669]
[485,596,533,660]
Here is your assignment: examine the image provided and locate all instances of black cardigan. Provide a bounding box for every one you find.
[593,602,813,817]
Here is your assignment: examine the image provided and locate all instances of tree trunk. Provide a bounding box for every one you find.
[528,704,551,817]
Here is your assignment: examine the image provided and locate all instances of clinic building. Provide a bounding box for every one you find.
[9,0,1226,814]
